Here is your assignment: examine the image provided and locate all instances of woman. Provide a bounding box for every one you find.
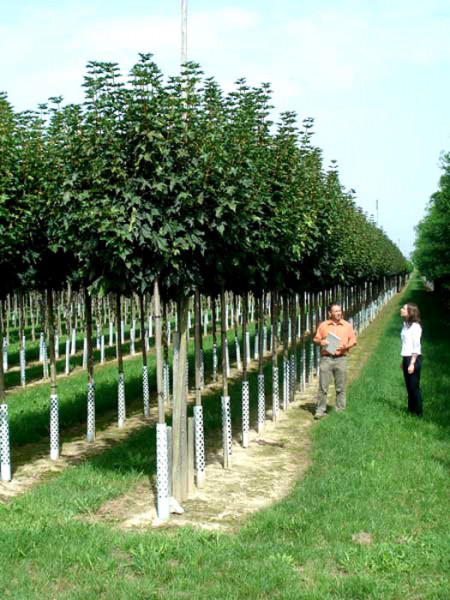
[400,303,423,416]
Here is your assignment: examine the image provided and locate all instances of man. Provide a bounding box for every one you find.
[313,302,357,419]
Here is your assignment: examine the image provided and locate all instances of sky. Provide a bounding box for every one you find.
[1,0,449,258]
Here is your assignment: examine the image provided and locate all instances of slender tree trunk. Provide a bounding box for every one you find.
[194,288,201,406]
[272,290,278,365]
[65,284,72,339]
[290,295,297,395]
[233,293,239,342]
[242,292,248,380]
[18,292,25,351]
[85,289,94,385]
[220,289,228,396]
[212,296,217,347]
[116,294,123,374]
[282,295,289,365]
[47,289,57,397]
[0,302,5,402]
[153,279,164,424]
[258,292,264,375]
[139,293,147,367]
[30,294,36,341]
[172,294,189,501]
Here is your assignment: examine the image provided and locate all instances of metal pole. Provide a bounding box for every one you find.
[181,0,187,65]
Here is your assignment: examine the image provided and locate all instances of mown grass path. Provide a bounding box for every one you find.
[0,276,448,599]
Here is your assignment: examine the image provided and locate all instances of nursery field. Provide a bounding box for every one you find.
[0,275,448,600]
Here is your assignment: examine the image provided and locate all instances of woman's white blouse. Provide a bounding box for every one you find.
[401,322,422,356]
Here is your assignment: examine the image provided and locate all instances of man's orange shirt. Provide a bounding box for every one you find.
[313,319,357,356]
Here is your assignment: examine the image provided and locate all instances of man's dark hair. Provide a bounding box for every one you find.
[327,302,341,313]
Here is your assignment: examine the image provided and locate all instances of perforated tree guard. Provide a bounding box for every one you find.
[39,332,44,362]
[245,331,251,363]
[71,328,76,355]
[82,338,87,369]
[20,346,26,387]
[290,354,295,401]
[212,343,218,382]
[298,352,303,390]
[0,403,11,481]
[42,342,49,379]
[257,373,265,433]
[315,345,320,376]
[233,336,241,371]
[50,394,59,460]
[283,358,289,411]
[156,423,170,520]
[199,348,205,389]
[142,365,150,417]
[272,365,279,421]
[64,338,70,375]
[117,373,126,428]
[2,338,7,372]
[130,328,135,355]
[221,396,232,468]
[163,361,170,402]
[242,380,250,448]
[193,405,205,486]
[87,382,95,442]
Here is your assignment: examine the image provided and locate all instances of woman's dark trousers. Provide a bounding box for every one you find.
[402,355,423,416]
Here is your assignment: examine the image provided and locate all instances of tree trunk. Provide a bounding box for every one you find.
[0,302,5,403]
[242,292,248,380]
[290,295,297,396]
[258,292,264,375]
[139,293,147,367]
[272,291,278,366]
[220,289,228,396]
[153,279,165,424]
[47,289,58,397]
[116,293,123,374]
[194,288,201,406]
[172,294,189,501]
[85,289,94,385]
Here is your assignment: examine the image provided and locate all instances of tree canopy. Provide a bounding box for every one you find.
[0,55,408,300]
[413,152,450,294]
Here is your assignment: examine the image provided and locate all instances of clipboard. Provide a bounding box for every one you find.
[326,332,340,354]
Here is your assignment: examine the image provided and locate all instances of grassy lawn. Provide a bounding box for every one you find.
[0,276,448,599]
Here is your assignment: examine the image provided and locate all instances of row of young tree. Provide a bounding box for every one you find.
[413,151,450,294]
[0,54,408,517]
